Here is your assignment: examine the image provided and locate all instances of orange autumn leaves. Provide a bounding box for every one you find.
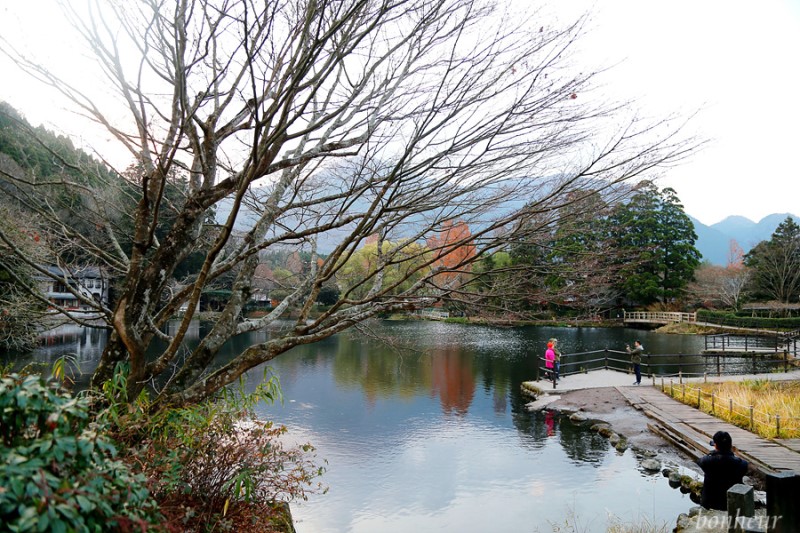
[426,220,476,289]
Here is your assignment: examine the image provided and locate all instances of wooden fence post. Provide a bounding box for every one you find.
[711,391,715,414]
[749,405,754,430]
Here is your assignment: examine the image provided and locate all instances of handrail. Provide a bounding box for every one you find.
[537,348,797,390]
[623,311,697,324]
[704,332,798,357]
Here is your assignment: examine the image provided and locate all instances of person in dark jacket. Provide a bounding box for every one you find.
[697,431,749,511]
[626,340,643,385]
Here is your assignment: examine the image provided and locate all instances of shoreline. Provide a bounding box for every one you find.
[536,386,776,532]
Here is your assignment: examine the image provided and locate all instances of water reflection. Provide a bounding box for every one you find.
[5,320,699,532]
[249,322,695,532]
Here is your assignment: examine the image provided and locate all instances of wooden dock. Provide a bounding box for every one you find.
[618,385,800,474]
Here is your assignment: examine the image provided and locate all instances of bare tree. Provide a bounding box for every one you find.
[689,263,751,311]
[0,0,697,407]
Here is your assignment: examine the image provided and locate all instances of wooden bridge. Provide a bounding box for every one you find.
[623,310,697,325]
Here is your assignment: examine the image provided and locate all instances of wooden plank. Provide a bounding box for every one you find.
[623,385,800,475]
[648,423,704,461]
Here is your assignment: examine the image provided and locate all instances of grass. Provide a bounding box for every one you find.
[542,508,670,533]
[667,379,800,439]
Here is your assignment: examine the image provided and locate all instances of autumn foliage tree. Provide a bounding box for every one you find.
[425,220,476,292]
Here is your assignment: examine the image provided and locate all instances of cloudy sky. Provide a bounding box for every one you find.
[1,0,798,226]
[565,0,800,225]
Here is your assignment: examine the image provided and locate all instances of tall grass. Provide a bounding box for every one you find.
[667,380,800,439]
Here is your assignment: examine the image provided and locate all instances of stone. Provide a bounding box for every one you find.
[733,516,767,533]
[727,483,755,519]
[676,508,729,533]
[766,471,800,533]
[525,395,560,411]
[568,412,587,423]
[680,474,695,491]
[641,458,661,472]
[675,513,691,531]
[520,381,543,398]
[631,445,658,458]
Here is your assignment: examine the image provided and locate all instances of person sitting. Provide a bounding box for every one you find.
[697,430,749,511]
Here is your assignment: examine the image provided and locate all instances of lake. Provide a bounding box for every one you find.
[5,320,706,532]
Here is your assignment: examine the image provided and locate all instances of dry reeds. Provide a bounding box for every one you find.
[665,379,800,439]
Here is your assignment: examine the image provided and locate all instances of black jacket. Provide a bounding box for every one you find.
[697,450,749,511]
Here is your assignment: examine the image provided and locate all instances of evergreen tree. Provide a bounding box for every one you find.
[744,216,800,305]
[608,183,700,306]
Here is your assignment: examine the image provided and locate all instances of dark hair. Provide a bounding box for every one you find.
[712,431,733,452]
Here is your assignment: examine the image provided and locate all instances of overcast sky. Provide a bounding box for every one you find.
[566,0,800,225]
[1,0,798,226]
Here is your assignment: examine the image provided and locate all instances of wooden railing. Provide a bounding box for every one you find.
[623,311,697,324]
[704,333,798,356]
[415,308,450,319]
[537,348,797,389]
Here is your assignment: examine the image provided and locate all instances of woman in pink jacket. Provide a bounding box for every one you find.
[545,342,556,381]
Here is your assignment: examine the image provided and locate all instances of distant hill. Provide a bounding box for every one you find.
[691,213,800,265]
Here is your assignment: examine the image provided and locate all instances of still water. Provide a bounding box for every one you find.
[5,321,705,532]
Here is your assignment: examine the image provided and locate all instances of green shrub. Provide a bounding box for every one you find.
[697,309,800,330]
[0,373,161,532]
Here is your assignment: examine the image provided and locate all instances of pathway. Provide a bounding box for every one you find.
[526,369,800,474]
[618,385,800,474]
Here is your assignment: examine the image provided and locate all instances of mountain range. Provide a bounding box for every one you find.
[690,213,799,265]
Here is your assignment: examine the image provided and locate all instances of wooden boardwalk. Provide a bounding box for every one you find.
[618,385,800,474]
